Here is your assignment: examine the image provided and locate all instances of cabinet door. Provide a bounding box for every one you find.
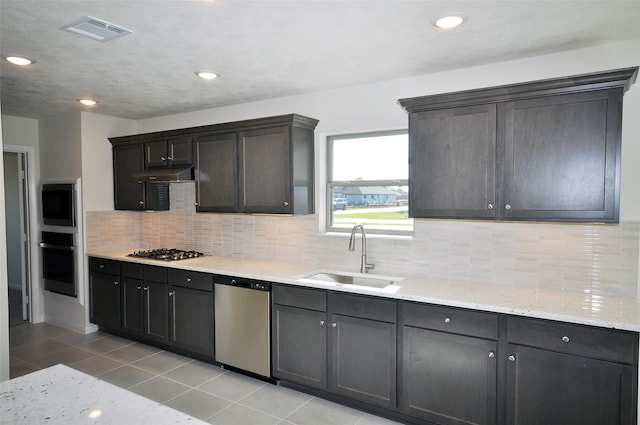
[330,313,396,408]
[89,272,121,329]
[168,136,193,166]
[195,133,238,212]
[400,326,497,425]
[121,278,143,336]
[113,144,145,210]
[145,140,168,168]
[409,104,497,219]
[239,126,291,213]
[170,286,214,358]
[144,281,169,344]
[272,304,327,390]
[506,344,636,425]
[501,89,622,222]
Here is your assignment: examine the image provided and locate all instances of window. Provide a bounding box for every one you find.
[327,130,412,234]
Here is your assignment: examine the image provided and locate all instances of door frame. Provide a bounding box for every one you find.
[3,144,41,323]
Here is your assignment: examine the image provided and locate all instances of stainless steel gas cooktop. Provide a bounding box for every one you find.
[128,248,204,261]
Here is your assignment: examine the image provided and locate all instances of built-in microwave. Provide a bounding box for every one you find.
[41,183,76,227]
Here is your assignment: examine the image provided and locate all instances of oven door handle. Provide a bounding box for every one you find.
[39,243,76,251]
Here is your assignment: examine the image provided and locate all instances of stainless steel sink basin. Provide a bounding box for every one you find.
[298,271,403,290]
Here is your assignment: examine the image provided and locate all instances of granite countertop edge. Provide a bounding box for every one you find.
[87,249,640,333]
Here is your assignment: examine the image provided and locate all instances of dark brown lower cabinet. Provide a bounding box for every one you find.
[89,270,121,330]
[169,285,214,359]
[401,327,497,425]
[272,303,327,389]
[506,344,635,425]
[330,313,396,409]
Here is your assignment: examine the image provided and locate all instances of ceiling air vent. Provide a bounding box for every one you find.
[60,16,132,42]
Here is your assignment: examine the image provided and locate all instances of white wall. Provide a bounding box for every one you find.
[80,112,137,212]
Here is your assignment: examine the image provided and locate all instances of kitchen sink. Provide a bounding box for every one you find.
[298,271,403,292]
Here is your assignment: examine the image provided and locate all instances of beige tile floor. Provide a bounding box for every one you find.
[9,323,402,425]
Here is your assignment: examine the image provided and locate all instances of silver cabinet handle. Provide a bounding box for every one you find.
[562,336,570,343]
[488,351,495,358]
[283,201,289,207]
[136,286,142,290]
[145,287,151,334]
[331,323,337,328]
[99,264,105,269]
[167,156,173,161]
[230,279,237,285]
[139,200,144,205]
[170,291,176,342]
[187,277,192,283]
[319,320,325,326]
[508,355,516,362]
[487,203,494,210]
[114,281,119,286]
[161,156,166,161]
[505,203,512,210]
[444,317,451,323]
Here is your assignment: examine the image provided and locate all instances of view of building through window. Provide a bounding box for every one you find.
[327,131,412,233]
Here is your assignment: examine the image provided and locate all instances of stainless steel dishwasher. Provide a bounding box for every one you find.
[214,276,271,377]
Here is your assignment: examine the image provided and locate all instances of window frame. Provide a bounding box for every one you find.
[326,129,412,236]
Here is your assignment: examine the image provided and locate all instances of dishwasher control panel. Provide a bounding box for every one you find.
[215,275,271,292]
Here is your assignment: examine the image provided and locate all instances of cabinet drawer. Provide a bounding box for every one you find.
[89,257,119,275]
[121,262,143,279]
[169,269,213,292]
[402,302,498,340]
[144,265,168,283]
[330,292,396,323]
[273,285,326,311]
[507,316,638,364]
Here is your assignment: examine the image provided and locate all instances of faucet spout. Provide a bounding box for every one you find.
[348,224,375,274]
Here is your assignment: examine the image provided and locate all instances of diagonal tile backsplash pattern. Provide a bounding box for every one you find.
[86,183,639,299]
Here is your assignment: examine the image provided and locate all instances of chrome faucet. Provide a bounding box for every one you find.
[348,224,375,274]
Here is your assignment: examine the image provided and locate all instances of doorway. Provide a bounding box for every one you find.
[3,151,31,326]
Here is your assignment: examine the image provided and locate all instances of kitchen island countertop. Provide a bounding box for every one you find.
[88,249,640,332]
[0,364,207,424]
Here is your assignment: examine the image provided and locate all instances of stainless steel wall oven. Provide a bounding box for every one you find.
[40,231,76,297]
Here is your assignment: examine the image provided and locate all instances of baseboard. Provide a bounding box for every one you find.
[43,315,87,334]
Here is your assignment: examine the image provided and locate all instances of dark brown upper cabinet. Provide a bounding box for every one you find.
[110,114,318,214]
[399,67,638,222]
[194,114,318,215]
[145,136,193,168]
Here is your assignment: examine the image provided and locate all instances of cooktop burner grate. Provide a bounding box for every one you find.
[128,248,204,261]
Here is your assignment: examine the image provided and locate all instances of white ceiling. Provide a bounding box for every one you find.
[1,0,640,120]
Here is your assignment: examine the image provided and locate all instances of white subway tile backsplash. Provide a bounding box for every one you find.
[86,183,639,299]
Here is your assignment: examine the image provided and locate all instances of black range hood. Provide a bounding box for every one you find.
[130,166,194,183]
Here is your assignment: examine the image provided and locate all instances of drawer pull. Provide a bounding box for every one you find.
[488,351,495,358]
[319,320,325,326]
[99,264,105,268]
[187,277,192,283]
[561,336,570,343]
[331,322,337,328]
[508,355,516,362]
[444,317,451,323]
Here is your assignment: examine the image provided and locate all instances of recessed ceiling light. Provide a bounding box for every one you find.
[79,99,97,106]
[5,56,35,66]
[434,14,465,29]
[196,71,218,80]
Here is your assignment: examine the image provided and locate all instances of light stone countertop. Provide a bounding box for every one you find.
[0,364,207,424]
[88,249,640,332]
